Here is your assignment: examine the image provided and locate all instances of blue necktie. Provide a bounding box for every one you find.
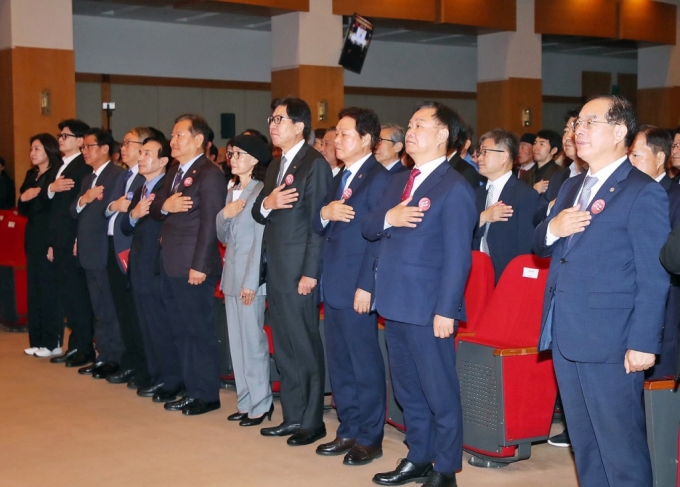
[335,169,351,200]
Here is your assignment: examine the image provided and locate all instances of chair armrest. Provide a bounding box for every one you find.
[493,347,539,357]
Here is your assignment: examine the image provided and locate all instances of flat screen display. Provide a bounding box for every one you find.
[338,14,373,74]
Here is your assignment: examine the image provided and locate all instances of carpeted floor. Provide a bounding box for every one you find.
[0,330,578,487]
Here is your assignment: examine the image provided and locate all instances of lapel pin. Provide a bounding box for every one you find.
[418,197,431,211]
[192,169,196,174]
[591,199,606,214]
[358,174,363,179]
[342,188,353,200]
[126,192,134,200]
[285,174,294,185]
[609,187,615,192]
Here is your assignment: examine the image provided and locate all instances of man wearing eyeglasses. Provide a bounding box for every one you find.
[70,128,125,379]
[535,95,669,487]
[474,129,538,281]
[47,119,96,367]
[252,97,333,446]
[374,124,407,175]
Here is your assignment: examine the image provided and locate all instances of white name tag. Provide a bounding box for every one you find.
[8,221,15,228]
[522,267,539,279]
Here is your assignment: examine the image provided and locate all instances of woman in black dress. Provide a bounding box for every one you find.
[19,133,63,357]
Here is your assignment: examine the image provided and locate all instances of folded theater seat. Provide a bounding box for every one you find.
[643,378,680,487]
[0,210,28,330]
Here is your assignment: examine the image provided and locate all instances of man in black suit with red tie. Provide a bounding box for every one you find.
[150,114,227,415]
[252,97,333,445]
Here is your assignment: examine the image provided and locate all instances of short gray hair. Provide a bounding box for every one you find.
[381,123,405,155]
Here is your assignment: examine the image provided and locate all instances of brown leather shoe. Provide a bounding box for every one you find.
[343,443,383,466]
[316,437,356,456]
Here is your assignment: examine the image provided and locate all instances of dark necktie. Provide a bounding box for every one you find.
[171,168,184,193]
[519,168,526,179]
[142,184,148,199]
[335,169,352,200]
[401,168,421,202]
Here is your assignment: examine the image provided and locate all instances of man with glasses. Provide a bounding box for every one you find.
[374,124,407,174]
[320,128,343,176]
[670,128,680,182]
[535,95,669,487]
[473,129,538,281]
[364,101,476,487]
[47,119,96,367]
[70,128,125,379]
[253,97,332,445]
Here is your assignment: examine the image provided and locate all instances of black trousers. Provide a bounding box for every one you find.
[107,238,147,377]
[26,251,62,349]
[53,246,93,354]
[85,268,124,363]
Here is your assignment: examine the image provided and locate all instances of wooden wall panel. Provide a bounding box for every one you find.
[535,0,617,38]
[619,0,676,44]
[617,73,637,105]
[582,71,612,100]
[332,0,436,22]
[0,49,14,187]
[179,0,309,15]
[477,78,542,137]
[439,0,515,31]
[637,87,680,127]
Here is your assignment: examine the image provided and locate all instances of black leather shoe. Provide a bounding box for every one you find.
[65,352,96,368]
[239,404,274,426]
[422,471,456,487]
[182,399,221,416]
[228,411,248,421]
[287,424,327,446]
[106,369,135,384]
[92,362,119,379]
[78,361,104,375]
[260,422,301,437]
[153,387,184,403]
[164,396,195,411]
[344,444,383,466]
[127,375,147,390]
[316,437,356,456]
[50,349,79,364]
[137,383,165,397]
[372,459,433,486]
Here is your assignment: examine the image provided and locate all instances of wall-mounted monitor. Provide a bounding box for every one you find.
[338,14,373,74]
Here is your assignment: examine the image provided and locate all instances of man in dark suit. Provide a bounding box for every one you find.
[70,128,125,379]
[374,124,407,175]
[534,95,669,487]
[149,114,227,415]
[364,102,476,487]
[103,127,151,387]
[448,123,484,189]
[515,133,536,182]
[47,119,95,367]
[473,129,538,281]
[525,129,562,195]
[312,107,391,465]
[0,157,15,209]
[121,136,180,399]
[252,97,333,445]
[630,125,680,380]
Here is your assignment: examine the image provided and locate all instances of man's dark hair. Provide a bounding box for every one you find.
[338,106,381,150]
[29,133,62,169]
[0,156,5,168]
[480,128,520,162]
[242,128,269,145]
[58,119,90,138]
[414,101,462,152]
[314,128,326,141]
[110,140,121,156]
[453,123,473,152]
[638,125,672,165]
[587,94,638,148]
[674,126,680,136]
[142,136,172,161]
[536,129,562,153]
[148,126,166,139]
[84,128,115,156]
[564,107,581,122]
[271,97,312,140]
[208,144,218,160]
[206,126,215,144]
[174,114,212,150]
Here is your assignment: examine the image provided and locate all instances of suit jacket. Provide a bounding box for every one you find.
[48,154,92,249]
[149,155,227,279]
[363,160,477,326]
[388,160,408,175]
[659,175,680,227]
[0,169,16,209]
[70,162,125,270]
[216,179,266,297]
[534,160,670,363]
[18,164,62,254]
[534,166,570,225]
[449,152,483,189]
[313,156,391,309]
[252,143,333,291]
[106,170,145,273]
[121,176,166,294]
[473,175,539,281]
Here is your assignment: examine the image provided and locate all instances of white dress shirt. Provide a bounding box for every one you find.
[484,170,513,206]
[260,139,305,218]
[105,164,139,235]
[385,160,401,171]
[320,152,372,227]
[48,152,80,199]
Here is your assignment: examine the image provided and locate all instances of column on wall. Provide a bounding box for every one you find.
[476,0,541,137]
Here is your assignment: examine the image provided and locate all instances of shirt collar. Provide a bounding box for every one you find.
[386,160,400,170]
[129,164,139,176]
[179,154,202,173]
[282,139,305,163]
[93,161,111,177]
[345,152,372,176]
[586,155,627,182]
[145,173,164,191]
[486,170,512,190]
[655,173,666,183]
[62,152,79,165]
[520,162,535,170]
[414,156,447,179]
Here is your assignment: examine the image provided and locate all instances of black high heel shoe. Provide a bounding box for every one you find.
[239,403,274,427]
[228,411,248,421]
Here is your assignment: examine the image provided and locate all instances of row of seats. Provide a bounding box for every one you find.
[0,209,28,328]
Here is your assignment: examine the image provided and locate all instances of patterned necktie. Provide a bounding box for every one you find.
[480,184,495,255]
[142,184,148,199]
[335,169,352,200]
[401,168,421,202]
[277,156,288,185]
[171,167,183,193]
[90,172,98,188]
[567,175,598,246]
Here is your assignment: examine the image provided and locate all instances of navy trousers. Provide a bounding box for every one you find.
[85,268,124,363]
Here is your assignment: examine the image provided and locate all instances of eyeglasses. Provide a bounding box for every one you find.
[57,133,77,141]
[571,118,612,130]
[479,148,505,156]
[672,143,680,150]
[267,115,292,125]
[379,138,395,144]
[80,144,101,152]
[122,139,143,147]
[226,150,248,160]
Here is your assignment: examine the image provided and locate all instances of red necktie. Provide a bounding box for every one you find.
[401,168,421,202]
[519,169,526,179]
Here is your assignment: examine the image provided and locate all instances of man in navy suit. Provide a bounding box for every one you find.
[473,129,538,281]
[373,124,407,175]
[534,95,669,487]
[364,102,476,487]
[312,107,390,466]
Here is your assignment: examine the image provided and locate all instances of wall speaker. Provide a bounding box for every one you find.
[220,113,236,139]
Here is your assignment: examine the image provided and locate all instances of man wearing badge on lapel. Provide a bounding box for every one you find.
[252,97,333,446]
[149,114,227,416]
[534,95,669,487]
[363,102,476,487]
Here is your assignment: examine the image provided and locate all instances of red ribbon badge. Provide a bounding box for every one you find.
[184,177,193,187]
[418,197,431,211]
[342,188,352,200]
[591,199,605,215]
[285,174,294,186]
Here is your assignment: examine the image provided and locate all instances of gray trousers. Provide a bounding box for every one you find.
[225,295,272,416]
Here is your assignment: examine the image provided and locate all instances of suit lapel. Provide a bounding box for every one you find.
[410,160,448,204]
[283,143,309,182]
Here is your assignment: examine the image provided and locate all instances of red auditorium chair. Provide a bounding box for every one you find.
[0,210,28,329]
[457,254,556,467]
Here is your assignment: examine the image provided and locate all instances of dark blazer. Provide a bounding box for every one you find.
[48,154,92,249]
[535,160,670,362]
[534,166,570,224]
[659,175,680,226]
[388,160,408,175]
[18,164,61,254]
[70,162,125,270]
[252,143,333,290]
[121,175,166,294]
[0,169,15,209]
[106,170,145,273]
[363,161,477,326]
[313,156,391,309]
[149,155,227,278]
[473,175,539,281]
[449,152,483,189]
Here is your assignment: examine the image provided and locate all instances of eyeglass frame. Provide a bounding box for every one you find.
[226,149,249,160]
[267,115,293,125]
[57,133,78,141]
[478,148,506,156]
[122,139,144,147]
[80,143,103,153]
[571,118,614,130]
[672,142,680,150]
